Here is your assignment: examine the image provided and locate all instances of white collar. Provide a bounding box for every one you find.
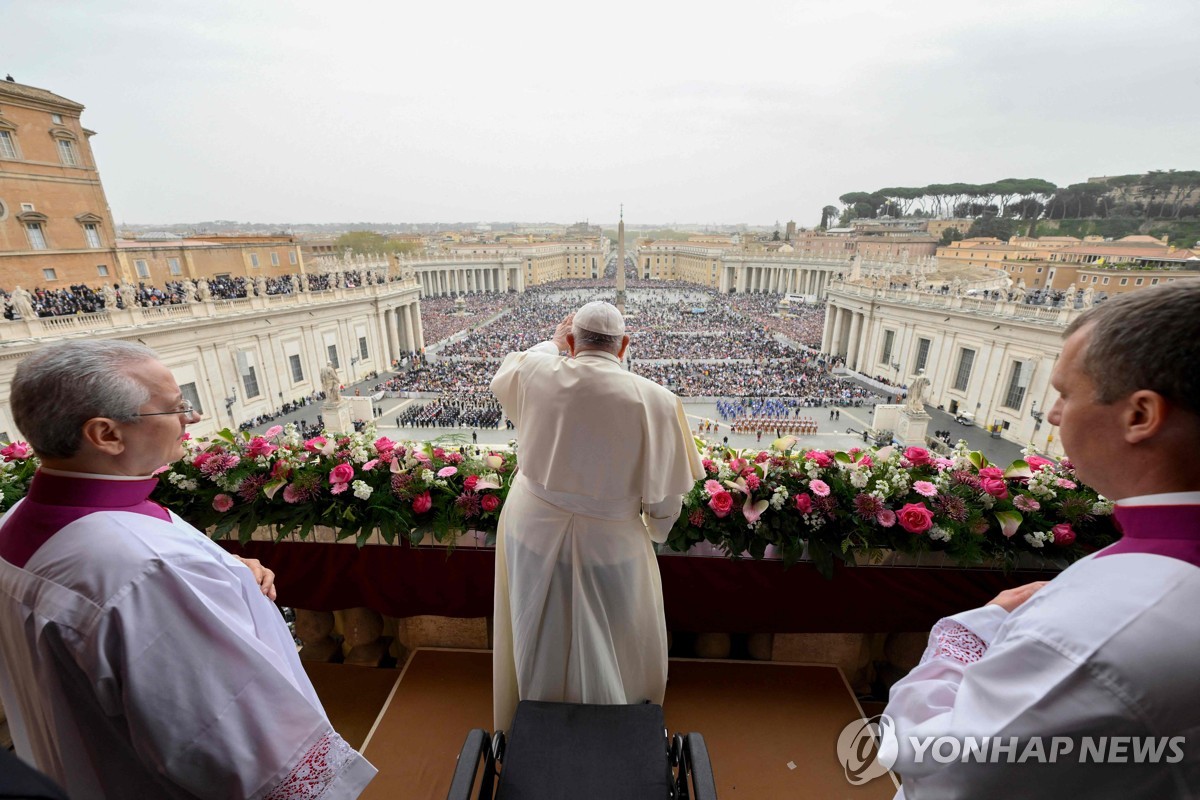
[40,466,158,482]
[575,350,622,365]
[1117,491,1200,507]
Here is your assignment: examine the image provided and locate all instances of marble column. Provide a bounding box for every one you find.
[847,312,862,370]
[402,304,416,356]
[831,306,846,356]
[413,302,425,350]
[386,308,400,363]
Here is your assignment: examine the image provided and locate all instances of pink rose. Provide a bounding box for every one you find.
[877,509,897,527]
[246,437,277,458]
[464,475,479,491]
[978,466,1004,480]
[1024,455,1054,472]
[447,452,465,464]
[1,442,33,461]
[897,503,934,534]
[433,447,446,459]
[329,463,355,484]
[708,490,734,518]
[481,494,500,513]
[981,477,1009,499]
[794,493,813,514]
[1052,523,1076,546]
[412,491,432,514]
[903,446,931,466]
[805,450,832,467]
[702,458,717,474]
[263,425,284,438]
[809,479,831,497]
[212,494,234,512]
[858,456,873,468]
[437,466,458,478]
[374,436,396,456]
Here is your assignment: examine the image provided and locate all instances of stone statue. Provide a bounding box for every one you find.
[254,275,267,296]
[906,370,930,414]
[196,277,212,301]
[1012,279,1027,303]
[335,272,346,289]
[101,284,117,310]
[951,277,963,296]
[182,280,197,303]
[320,362,341,399]
[1081,286,1095,308]
[119,282,136,309]
[848,254,863,282]
[1065,282,1077,298]
[10,286,34,319]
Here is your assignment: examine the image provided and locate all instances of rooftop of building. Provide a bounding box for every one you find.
[0,78,84,111]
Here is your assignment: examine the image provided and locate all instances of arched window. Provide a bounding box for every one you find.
[48,127,81,167]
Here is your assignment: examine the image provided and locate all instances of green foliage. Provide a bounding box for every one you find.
[939,227,964,246]
[334,231,421,256]
[967,214,1017,241]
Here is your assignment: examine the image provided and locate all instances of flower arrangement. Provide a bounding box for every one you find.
[0,429,1118,576]
[669,437,1117,577]
[151,424,516,545]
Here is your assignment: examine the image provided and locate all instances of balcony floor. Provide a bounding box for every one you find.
[305,649,899,799]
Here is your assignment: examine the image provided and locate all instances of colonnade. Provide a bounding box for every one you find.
[380,302,424,362]
[416,265,518,297]
[719,263,834,297]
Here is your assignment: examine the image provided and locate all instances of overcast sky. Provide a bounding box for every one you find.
[5,0,1198,227]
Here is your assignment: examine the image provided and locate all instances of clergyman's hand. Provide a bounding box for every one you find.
[236,555,278,601]
[986,580,1048,613]
[553,312,574,355]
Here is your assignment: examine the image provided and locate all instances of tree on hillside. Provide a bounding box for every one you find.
[819,205,838,230]
[966,213,1017,241]
[939,227,964,246]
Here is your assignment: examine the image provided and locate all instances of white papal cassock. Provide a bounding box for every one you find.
[490,342,704,731]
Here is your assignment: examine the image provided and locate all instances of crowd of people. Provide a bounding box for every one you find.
[728,416,820,435]
[396,396,504,429]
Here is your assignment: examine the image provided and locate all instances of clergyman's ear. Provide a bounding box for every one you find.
[80,417,126,456]
[1123,389,1168,445]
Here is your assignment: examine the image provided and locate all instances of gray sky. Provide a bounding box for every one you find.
[5,0,1197,227]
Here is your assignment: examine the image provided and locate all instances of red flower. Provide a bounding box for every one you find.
[708,490,734,518]
[903,446,931,466]
[794,493,813,514]
[481,494,500,513]
[897,502,934,534]
[464,475,479,491]
[1052,523,1076,546]
[412,491,432,514]
[980,477,1009,499]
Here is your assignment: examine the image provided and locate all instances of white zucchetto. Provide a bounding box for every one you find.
[573,301,625,336]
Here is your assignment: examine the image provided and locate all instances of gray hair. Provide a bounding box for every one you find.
[1065,281,1200,416]
[572,326,623,354]
[11,340,158,458]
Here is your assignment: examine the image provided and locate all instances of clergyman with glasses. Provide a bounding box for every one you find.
[0,340,377,798]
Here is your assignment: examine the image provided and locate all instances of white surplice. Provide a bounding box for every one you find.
[490,342,704,731]
[881,501,1200,799]
[0,505,377,799]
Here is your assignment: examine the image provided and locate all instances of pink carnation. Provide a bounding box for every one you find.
[1013,494,1040,512]
[362,459,380,471]
[283,484,300,504]
[744,474,761,491]
[877,509,897,527]
[437,466,458,478]
[809,479,831,497]
[1055,478,1077,489]
[330,482,349,495]
[212,494,234,512]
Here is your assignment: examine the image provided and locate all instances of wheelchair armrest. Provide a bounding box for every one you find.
[447,728,496,800]
[683,733,717,800]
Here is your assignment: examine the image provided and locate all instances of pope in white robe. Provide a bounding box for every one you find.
[489,301,704,731]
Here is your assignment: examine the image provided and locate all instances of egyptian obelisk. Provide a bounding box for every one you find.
[616,204,626,314]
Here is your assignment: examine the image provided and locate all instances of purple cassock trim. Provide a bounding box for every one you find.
[1096,504,1200,568]
[0,470,169,568]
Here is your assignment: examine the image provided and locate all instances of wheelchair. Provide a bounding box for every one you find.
[447,700,717,799]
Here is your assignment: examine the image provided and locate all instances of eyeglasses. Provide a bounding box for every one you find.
[132,400,200,420]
